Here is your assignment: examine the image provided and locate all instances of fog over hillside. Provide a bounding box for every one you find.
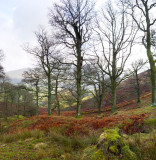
[6,68,30,84]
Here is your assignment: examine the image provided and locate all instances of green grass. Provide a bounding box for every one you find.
[126,130,156,160]
[0,129,44,143]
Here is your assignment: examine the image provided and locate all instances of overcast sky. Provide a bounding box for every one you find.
[0,0,53,72]
[0,0,149,72]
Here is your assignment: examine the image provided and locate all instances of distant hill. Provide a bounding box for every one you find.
[6,68,30,84]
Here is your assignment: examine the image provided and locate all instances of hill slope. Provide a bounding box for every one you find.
[6,68,30,84]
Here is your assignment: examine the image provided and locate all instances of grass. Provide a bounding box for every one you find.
[0,129,44,143]
[48,127,99,153]
[126,130,156,160]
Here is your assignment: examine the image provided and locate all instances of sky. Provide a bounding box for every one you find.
[0,0,151,72]
[0,0,53,72]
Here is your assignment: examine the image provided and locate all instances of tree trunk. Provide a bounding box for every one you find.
[135,71,141,103]
[150,62,156,106]
[145,5,156,106]
[146,38,156,106]
[55,78,60,116]
[111,52,117,113]
[36,83,39,117]
[112,84,117,113]
[77,56,82,117]
[57,99,60,116]
[48,74,52,115]
[76,39,82,117]
[97,100,102,114]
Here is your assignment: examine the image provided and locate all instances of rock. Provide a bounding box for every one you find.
[83,128,137,160]
[97,128,121,155]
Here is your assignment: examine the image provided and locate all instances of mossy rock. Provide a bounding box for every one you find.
[98,128,121,144]
[97,128,121,155]
[109,145,119,154]
[83,128,138,160]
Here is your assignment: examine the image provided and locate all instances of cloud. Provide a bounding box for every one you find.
[13,0,52,41]
[0,0,53,71]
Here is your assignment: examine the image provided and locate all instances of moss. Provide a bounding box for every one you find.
[91,150,106,160]
[122,145,137,160]
[109,145,119,154]
[18,115,25,119]
[98,128,121,144]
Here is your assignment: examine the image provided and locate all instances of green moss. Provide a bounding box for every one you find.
[109,145,119,154]
[99,128,121,144]
[18,115,25,119]
[122,145,137,160]
[91,150,105,160]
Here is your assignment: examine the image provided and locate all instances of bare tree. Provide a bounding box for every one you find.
[84,62,106,114]
[49,0,95,116]
[122,0,156,106]
[22,67,43,117]
[51,58,68,116]
[131,59,147,103]
[95,1,137,112]
[24,28,59,115]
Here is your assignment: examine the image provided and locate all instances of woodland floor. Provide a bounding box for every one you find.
[0,91,156,160]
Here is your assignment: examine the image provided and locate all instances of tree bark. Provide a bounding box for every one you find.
[55,78,60,116]
[97,100,102,114]
[112,82,117,113]
[76,51,82,117]
[35,82,39,117]
[111,52,117,112]
[144,2,156,106]
[135,71,141,103]
[48,74,52,116]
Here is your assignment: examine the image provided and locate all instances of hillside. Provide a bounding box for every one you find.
[6,68,30,84]
[0,91,156,159]
[63,69,151,112]
[0,69,155,160]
